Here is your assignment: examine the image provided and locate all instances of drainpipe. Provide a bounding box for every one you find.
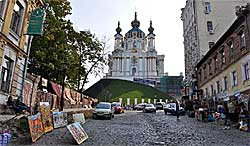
[20,35,33,101]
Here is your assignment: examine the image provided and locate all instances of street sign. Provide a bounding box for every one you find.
[27,7,45,35]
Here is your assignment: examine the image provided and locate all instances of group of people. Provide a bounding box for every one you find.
[221,97,249,130]
[192,96,249,130]
[6,96,30,114]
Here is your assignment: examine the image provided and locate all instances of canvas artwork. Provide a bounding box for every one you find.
[72,113,85,124]
[28,113,44,142]
[52,112,68,128]
[40,102,54,133]
[67,122,88,144]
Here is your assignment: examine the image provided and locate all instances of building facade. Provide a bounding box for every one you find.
[160,73,184,97]
[0,0,44,105]
[196,4,250,101]
[107,13,165,85]
[181,0,250,82]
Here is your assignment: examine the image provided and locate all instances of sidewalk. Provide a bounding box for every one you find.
[0,107,92,123]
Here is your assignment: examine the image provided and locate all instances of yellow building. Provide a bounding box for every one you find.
[0,0,44,106]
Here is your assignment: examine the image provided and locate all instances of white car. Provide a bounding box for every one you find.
[143,103,156,113]
[93,102,114,119]
[163,103,185,115]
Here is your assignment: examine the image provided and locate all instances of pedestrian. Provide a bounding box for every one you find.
[176,100,180,120]
[223,102,230,130]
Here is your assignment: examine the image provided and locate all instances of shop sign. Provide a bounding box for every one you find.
[27,7,45,35]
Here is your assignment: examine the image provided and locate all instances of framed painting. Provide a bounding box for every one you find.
[67,122,88,144]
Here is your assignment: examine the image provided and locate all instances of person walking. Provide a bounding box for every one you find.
[223,102,230,130]
[176,100,180,120]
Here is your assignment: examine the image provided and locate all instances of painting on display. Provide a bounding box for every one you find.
[28,113,44,142]
[40,102,53,133]
[72,113,85,124]
[52,112,68,128]
[67,122,88,144]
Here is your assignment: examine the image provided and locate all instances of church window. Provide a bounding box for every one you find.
[126,42,128,49]
[132,68,136,76]
[133,41,137,48]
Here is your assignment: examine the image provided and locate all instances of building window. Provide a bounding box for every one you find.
[223,76,228,91]
[0,56,14,93]
[208,60,212,75]
[228,41,234,59]
[220,49,225,65]
[208,42,214,49]
[214,54,218,72]
[239,32,246,49]
[203,65,207,80]
[204,2,212,13]
[210,85,214,96]
[242,63,249,81]
[207,21,214,33]
[132,67,136,76]
[0,0,6,19]
[205,88,208,97]
[10,1,24,35]
[231,71,237,87]
[216,81,220,94]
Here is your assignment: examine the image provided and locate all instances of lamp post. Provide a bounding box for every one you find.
[59,62,68,111]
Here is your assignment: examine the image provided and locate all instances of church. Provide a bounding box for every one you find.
[106,13,165,86]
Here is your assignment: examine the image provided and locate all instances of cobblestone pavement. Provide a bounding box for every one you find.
[9,110,250,146]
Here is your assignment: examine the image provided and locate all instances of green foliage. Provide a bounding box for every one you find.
[28,0,106,90]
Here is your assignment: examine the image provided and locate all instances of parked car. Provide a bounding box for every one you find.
[134,103,146,110]
[111,102,125,114]
[93,102,114,119]
[155,102,165,110]
[143,103,156,113]
[163,102,185,115]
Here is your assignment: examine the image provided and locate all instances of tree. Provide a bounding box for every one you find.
[28,0,107,91]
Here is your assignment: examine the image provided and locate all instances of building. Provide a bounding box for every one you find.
[160,73,184,98]
[0,0,44,106]
[181,0,250,82]
[196,4,250,101]
[106,12,165,86]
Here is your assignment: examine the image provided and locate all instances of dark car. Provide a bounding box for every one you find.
[111,102,124,114]
[143,104,156,113]
[155,102,165,110]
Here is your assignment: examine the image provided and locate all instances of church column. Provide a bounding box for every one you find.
[117,57,120,74]
[149,57,152,76]
[153,57,156,76]
[126,57,130,76]
[113,57,116,76]
[123,57,126,76]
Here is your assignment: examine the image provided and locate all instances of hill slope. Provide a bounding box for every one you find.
[84,79,171,104]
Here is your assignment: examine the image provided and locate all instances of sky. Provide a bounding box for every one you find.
[68,0,187,89]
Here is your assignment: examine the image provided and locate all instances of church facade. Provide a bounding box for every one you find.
[106,13,165,86]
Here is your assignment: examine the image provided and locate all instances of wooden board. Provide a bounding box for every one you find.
[67,122,88,144]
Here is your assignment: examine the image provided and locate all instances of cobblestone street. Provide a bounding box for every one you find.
[10,111,250,146]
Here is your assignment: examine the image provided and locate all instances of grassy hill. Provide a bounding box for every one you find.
[84,79,171,104]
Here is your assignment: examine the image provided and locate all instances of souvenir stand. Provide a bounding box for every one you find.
[238,94,250,132]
